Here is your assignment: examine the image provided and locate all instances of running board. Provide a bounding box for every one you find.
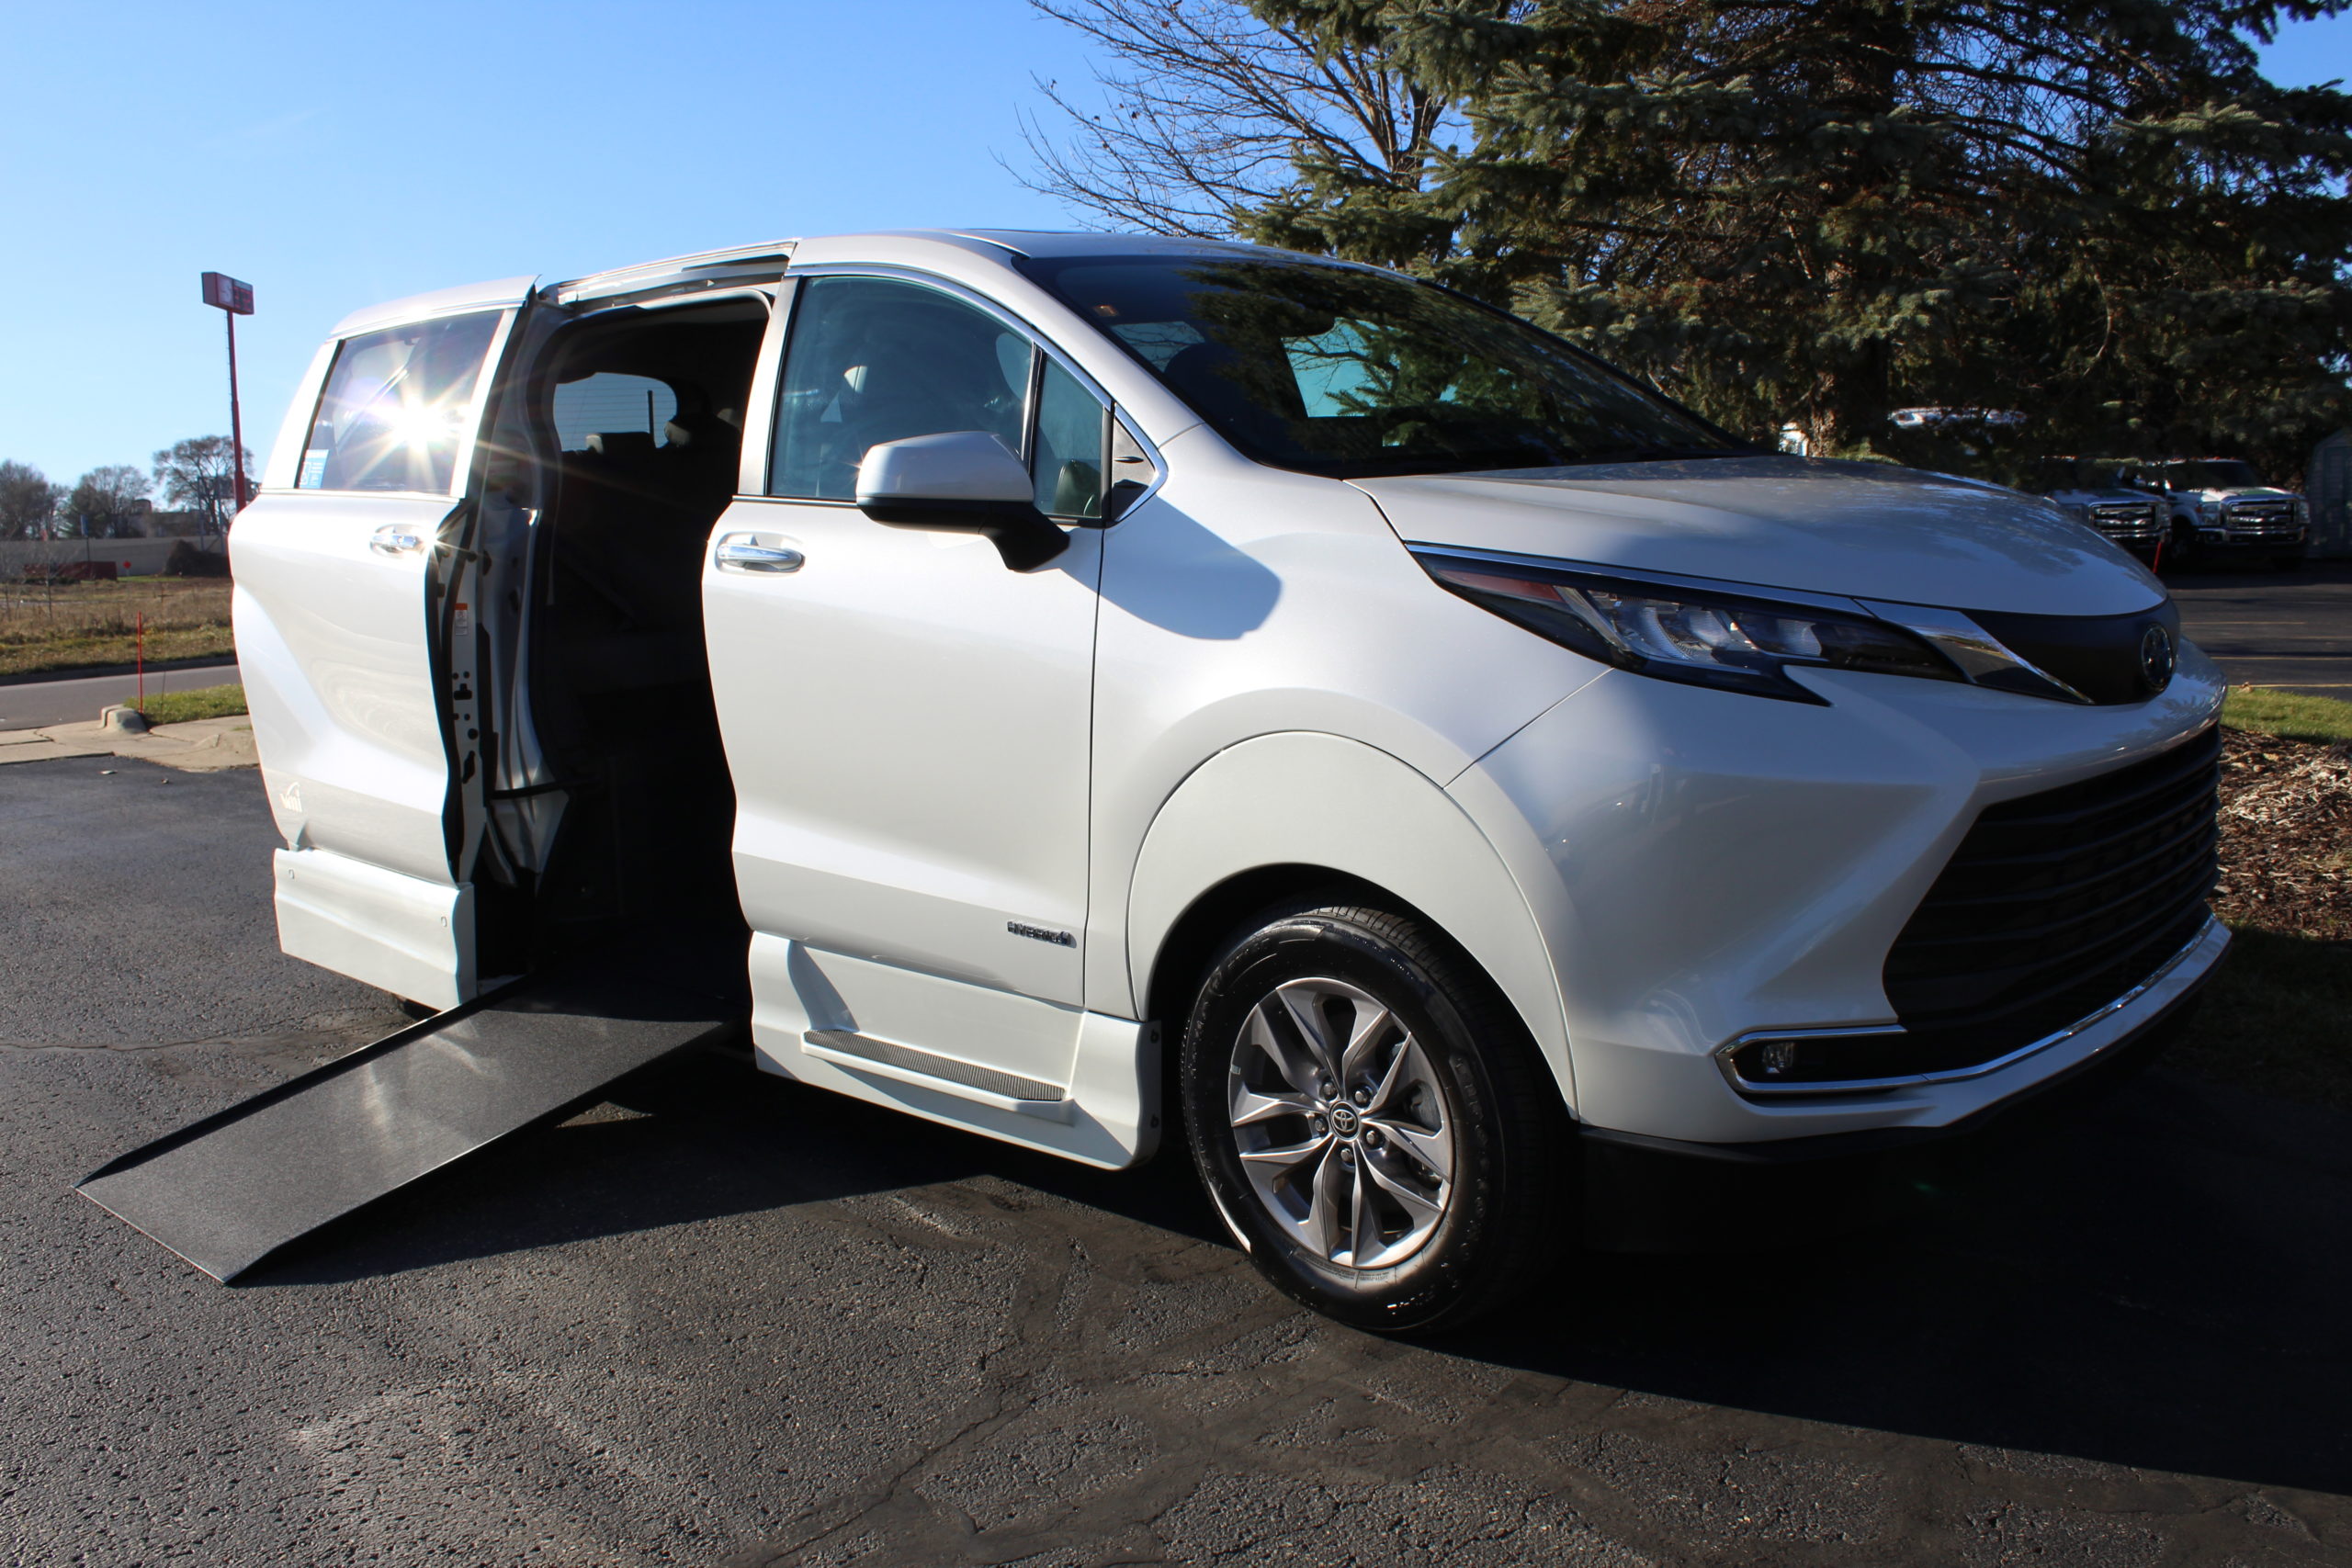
[76,967,742,1281]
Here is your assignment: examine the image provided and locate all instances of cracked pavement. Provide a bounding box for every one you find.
[3,754,2346,1566]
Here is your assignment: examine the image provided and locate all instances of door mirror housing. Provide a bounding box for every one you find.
[855,432,1069,571]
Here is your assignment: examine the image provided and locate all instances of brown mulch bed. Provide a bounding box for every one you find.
[2167,728,2352,1112]
[2212,728,2352,941]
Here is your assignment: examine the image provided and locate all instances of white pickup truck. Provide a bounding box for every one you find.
[2126,457,2312,570]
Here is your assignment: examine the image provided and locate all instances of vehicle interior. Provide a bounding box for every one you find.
[507,294,771,975]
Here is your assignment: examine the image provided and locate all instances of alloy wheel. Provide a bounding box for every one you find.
[1224,976,1456,1270]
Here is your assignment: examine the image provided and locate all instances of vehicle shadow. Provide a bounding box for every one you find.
[1442,1066,2352,1495]
[255,1052,2350,1496]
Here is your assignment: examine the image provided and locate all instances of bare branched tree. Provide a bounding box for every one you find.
[1016,0,1458,239]
[65,465,153,540]
[153,436,254,545]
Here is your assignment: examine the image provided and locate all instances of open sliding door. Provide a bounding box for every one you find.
[233,276,537,1008]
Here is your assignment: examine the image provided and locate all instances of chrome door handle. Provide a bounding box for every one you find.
[369,525,425,555]
[714,536,804,573]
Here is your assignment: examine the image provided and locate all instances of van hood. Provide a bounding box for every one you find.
[1352,455,2165,617]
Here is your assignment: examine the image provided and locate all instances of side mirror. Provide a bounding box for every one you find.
[855,432,1069,571]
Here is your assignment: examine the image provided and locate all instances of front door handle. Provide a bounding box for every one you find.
[715,535,805,574]
[369,524,426,555]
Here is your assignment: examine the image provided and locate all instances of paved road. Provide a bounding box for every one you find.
[3,756,2347,1565]
[0,659,240,731]
[2170,560,2352,699]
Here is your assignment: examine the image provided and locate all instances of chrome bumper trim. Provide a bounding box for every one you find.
[1715,915,2229,1098]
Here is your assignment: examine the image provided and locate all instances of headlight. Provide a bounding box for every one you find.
[1415,551,1962,703]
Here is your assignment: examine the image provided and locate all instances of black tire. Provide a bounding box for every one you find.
[1178,900,1567,1333]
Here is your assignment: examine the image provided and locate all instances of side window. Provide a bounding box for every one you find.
[297,311,502,493]
[1032,358,1106,520]
[552,372,678,451]
[771,277,1032,501]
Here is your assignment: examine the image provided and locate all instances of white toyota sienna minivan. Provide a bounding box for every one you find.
[233,230,2225,1329]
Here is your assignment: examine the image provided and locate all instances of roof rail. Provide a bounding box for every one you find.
[550,240,797,307]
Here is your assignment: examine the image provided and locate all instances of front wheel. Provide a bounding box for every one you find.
[1179,901,1567,1332]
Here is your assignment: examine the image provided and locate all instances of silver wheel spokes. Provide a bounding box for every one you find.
[1227,976,1454,1270]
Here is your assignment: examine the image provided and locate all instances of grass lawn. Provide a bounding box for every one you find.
[0,578,234,676]
[137,683,246,725]
[2222,685,2352,743]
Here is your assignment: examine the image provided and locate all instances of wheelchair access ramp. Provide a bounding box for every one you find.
[76,967,742,1281]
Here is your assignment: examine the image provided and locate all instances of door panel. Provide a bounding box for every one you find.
[236,491,461,885]
[708,500,1102,1014]
[232,297,526,1003]
[712,271,1109,1089]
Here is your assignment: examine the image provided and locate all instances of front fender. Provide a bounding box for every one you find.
[1124,731,1575,1112]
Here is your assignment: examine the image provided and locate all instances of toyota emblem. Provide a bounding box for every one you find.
[2139,624,2177,693]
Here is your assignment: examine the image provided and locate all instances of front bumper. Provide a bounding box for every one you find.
[2194,523,2306,552]
[1451,643,2227,1146]
[1578,958,2214,1250]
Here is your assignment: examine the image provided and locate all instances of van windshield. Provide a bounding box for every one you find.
[1015,254,1744,479]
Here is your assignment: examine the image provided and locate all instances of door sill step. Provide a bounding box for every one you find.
[801,1029,1071,1119]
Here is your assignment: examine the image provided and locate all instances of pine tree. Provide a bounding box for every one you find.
[1029,0,2352,473]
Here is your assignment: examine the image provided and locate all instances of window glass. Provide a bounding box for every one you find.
[1013,255,1741,479]
[770,277,1032,500]
[552,373,678,451]
[298,311,502,492]
[2160,459,2267,491]
[1033,358,1105,519]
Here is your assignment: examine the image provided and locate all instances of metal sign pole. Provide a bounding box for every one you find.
[201,273,256,525]
[227,310,247,513]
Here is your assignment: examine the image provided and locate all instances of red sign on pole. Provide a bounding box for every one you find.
[200,272,254,315]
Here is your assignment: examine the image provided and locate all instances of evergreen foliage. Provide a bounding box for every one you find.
[1028,0,2352,473]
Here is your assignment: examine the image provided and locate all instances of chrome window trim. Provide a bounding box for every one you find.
[1714,915,2225,1099]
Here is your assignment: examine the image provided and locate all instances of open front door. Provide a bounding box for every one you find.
[232,277,535,1008]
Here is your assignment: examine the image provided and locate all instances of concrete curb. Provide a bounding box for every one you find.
[0,714,257,773]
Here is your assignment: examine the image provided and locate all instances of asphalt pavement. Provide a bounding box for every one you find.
[2170,559,2352,699]
[3,757,2348,1566]
[0,658,240,731]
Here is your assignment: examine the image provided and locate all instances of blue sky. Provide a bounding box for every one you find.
[0,2,2346,491]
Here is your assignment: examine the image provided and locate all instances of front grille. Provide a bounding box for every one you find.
[1881,726,2219,1071]
[2225,502,2301,539]
[2089,502,2161,539]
